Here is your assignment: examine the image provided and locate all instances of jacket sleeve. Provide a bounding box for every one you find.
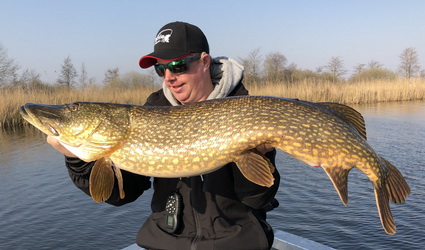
[232,149,280,210]
[66,157,151,206]
[64,91,167,206]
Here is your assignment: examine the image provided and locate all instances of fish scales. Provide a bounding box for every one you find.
[19,96,410,235]
[114,97,343,176]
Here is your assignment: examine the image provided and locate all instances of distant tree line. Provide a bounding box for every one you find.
[0,44,160,90]
[0,43,424,90]
[239,47,424,85]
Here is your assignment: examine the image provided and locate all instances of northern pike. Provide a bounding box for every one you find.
[19,96,410,235]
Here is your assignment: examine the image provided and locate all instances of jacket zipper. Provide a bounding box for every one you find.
[191,207,202,250]
[190,176,203,250]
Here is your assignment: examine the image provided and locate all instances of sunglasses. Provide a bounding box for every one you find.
[154,54,201,77]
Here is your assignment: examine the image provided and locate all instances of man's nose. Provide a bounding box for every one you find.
[164,69,176,81]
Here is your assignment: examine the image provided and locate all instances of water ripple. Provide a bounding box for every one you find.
[1,101,424,249]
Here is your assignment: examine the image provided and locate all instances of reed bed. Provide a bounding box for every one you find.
[248,78,425,104]
[1,79,425,129]
[1,84,157,128]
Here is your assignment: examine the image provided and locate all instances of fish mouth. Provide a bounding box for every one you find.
[42,121,59,136]
[19,104,60,136]
[19,105,30,119]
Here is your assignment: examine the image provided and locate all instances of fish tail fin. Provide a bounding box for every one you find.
[374,186,396,235]
[374,157,410,235]
[381,157,411,203]
[322,166,350,205]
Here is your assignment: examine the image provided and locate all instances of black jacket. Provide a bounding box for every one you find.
[66,82,280,250]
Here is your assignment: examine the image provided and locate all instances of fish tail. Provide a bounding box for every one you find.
[381,157,411,203]
[374,186,396,235]
[374,157,411,235]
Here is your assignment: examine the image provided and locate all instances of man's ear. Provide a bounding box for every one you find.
[201,52,211,70]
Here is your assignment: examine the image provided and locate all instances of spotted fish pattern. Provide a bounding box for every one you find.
[20,96,410,234]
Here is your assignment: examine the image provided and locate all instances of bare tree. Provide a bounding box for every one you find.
[368,60,383,69]
[263,51,287,82]
[398,47,420,79]
[15,69,42,89]
[283,63,298,83]
[57,56,77,88]
[326,56,347,81]
[0,44,19,86]
[353,63,366,74]
[239,48,262,84]
[316,66,324,73]
[79,62,88,87]
[103,67,120,84]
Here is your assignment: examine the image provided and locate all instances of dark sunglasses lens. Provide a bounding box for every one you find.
[154,65,165,77]
[154,55,200,77]
[169,60,188,74]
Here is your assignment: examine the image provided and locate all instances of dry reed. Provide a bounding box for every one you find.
[1,84,157,128]
[1,79,425,129]
[248,78,425,103]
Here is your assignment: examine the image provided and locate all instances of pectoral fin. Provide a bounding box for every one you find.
[322,166,350,205]
[112,165,125,199]
[89,157,115,202]
[235,149,275,187]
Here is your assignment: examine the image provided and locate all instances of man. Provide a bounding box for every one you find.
[48,21,280,250]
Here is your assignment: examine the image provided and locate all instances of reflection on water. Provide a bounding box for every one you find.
[355,100,425,115]
[0,101,424,249]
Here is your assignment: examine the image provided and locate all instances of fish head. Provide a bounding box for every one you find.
[20,102,130,161]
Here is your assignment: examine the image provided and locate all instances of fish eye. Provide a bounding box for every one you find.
[68,103,79,112]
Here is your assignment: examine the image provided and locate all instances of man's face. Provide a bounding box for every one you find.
[157,54,212,104]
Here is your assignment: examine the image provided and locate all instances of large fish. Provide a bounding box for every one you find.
[19,96,410,234]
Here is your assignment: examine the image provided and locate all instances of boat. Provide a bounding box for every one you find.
[122,229,335,250]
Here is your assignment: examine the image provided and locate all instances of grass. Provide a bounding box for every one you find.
[1,79,425,128]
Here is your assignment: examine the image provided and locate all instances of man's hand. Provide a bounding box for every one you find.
[47,136,77,158]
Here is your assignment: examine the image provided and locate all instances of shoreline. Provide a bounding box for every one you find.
[2,79,424,128]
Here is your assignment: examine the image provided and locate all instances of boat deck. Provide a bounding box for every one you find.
[122,229,335,250]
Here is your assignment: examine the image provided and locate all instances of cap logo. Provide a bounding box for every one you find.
[155,29,173,45]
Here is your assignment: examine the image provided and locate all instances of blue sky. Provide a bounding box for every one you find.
[1,0,424,83]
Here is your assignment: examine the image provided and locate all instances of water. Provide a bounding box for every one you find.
[1,101,424,250]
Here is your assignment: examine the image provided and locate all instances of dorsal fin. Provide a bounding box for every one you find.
[319,102,367,140]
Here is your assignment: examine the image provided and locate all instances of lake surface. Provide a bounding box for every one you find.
[1,101,424,249]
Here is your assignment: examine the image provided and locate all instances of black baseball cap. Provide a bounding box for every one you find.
[139,21,209,68]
